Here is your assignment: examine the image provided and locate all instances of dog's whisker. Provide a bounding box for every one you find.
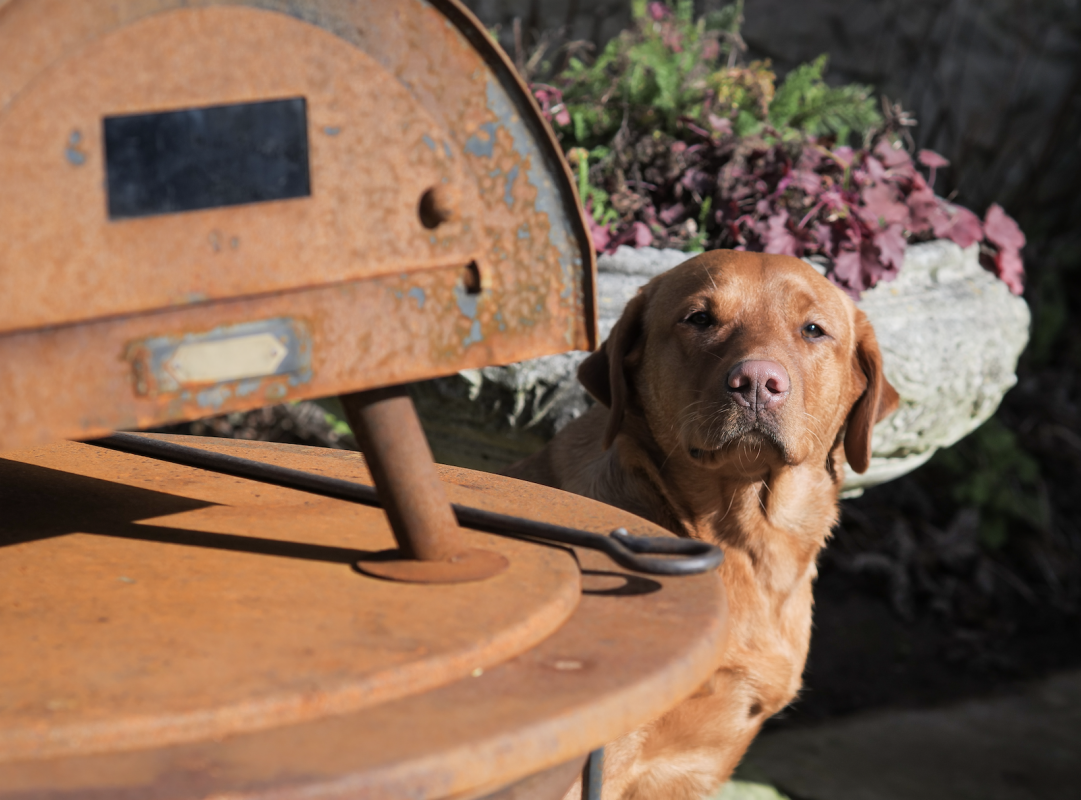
[716,487,738,525]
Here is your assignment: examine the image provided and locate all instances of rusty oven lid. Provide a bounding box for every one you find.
[0,0,596,452]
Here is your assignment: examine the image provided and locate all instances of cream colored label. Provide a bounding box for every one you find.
[166,333,288,385]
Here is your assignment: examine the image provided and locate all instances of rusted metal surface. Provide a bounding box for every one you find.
[0,438,581,763]
[464,756,588,800]
[341,385,509,582]
[0,263,482,449]
[0,0,596,453]
[0,3,477,330]
[342,386,467,561]
[357,546,512,584]
[0,437,728,798]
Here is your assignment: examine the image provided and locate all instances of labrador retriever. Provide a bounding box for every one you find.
[506,249,899,800]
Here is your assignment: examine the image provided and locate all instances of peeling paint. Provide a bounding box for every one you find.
[323,126,341,136]
[196,384,232,411]
[482,80,581,307]
[504,164,520,208]
[65,130,85,166]
[453,283,478,319]
[407,286,426,309]
[463,319,483,346]
[422,133,436,150]
[287,369,313,387]
[464,122,498,158]
[517,224,530,239]
[235,379,262,398]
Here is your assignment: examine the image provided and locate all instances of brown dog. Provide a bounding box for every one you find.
[506,250,898,799]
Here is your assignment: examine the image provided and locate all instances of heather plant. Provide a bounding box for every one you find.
[531,0,1026,296]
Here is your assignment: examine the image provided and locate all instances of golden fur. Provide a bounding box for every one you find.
[505,250,898,800]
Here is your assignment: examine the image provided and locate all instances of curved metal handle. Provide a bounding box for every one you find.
[90,433,725,576]
[446,510,724,576]
[609,528,724,574]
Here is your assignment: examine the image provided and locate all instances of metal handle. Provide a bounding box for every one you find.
[89,432,724,576]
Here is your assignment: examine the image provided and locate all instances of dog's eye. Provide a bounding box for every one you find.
[802,323,826,339]
[685,311,714,328]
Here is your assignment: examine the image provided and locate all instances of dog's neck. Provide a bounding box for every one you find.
[612,422,838,595]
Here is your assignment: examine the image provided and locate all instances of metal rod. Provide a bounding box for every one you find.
[89,432,724,576]
[582,747,604,800]
[339,386,464,562]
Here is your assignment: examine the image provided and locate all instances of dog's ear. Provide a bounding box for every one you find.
[843,310,900,474]
[578,291,647,450]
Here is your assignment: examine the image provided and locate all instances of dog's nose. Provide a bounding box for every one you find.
[727,360,790,410]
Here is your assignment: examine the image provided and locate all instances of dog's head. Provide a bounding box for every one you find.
[579,250,899,476]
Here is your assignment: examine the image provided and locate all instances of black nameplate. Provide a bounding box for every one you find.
[104,98,311,220]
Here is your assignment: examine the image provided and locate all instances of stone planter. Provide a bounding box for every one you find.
[412,241,1030,493]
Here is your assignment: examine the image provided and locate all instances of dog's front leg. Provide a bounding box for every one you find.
[560,668,768,800]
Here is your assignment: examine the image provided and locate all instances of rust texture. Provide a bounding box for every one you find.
[467,756,589,800]
[0,0,596,452]
[0,438,583,764]
[0,437,728,798]
[342,385,509,582]
[343,386,469,561]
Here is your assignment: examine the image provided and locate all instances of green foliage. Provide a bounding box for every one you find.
[768,55,881,143]
[548,1,880,150]
[568,146,619,225]
[931,417,1046,549]
[558,4,717,147]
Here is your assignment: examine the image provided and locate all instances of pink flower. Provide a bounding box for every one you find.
[859,183,910,228]
[983,203,1026,252]
[873,139,912,169]
[763,210,800,256]
[933,202,983,249]
[993,248,1025,295]
[585,201,612,253]
[873,224,906,276]
[707,114,733,135]
[917,149,949,189]
[916,149,950,169]
[648,2,671,21]
[983,204,1026,295]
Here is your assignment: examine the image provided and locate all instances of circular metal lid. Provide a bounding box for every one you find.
[0,438,580,761]
[0,437,727,798]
